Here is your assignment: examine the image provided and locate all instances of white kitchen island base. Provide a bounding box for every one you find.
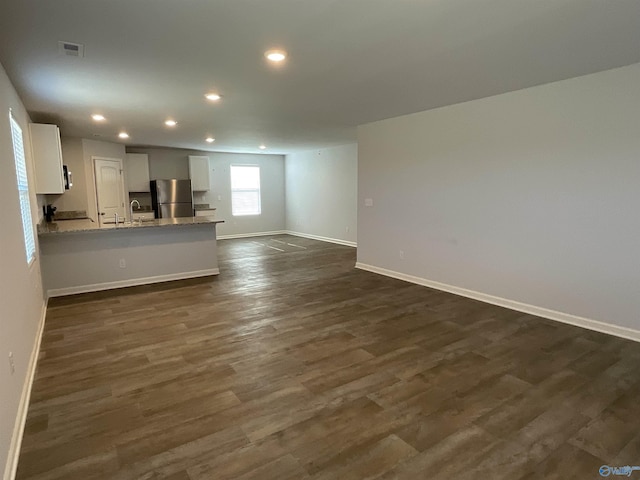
[38,218,222,297]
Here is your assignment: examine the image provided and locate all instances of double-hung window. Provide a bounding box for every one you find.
[230,165,261,216]
[10,111,36,264]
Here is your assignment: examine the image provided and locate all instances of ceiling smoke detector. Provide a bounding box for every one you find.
[58,41,85,58]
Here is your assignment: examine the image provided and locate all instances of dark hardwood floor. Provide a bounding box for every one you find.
[16,235,640,479]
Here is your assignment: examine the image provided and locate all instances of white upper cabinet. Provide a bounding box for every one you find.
[125,153,150,192]
[29,123,65,194]
[188,155,211,191]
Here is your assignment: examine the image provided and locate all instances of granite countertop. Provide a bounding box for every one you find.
[38,217,225,236]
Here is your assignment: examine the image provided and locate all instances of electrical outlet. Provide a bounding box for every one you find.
[364,198,373,207]
[8,352,15,375]
[217,195,222,201]
[346,226,350,233]
[399,250,405,260]
[119,258,126,268]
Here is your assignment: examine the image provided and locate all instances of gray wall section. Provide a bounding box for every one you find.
[127,147,191,181]
[357,62,640,331]
[285,144,357,244]
[39,225,218,295]
[207,152,285,237]
[127,147,286,237]
[0,63,46,478]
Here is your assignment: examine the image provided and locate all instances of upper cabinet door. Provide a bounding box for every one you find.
[189,155,211,191]
[29,123,65,194]
[125,153,150,192]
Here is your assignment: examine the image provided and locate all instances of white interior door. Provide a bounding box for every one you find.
[94,157,126,226]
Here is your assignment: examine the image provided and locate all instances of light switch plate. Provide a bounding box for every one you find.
[364,198,373,207]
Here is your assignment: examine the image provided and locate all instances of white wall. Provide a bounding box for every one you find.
[285,144,357,246]
[127,147,286,237]
[357,62,640,333]
[0,63,46,479]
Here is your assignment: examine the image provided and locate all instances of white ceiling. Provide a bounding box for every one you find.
[1,0,639,155]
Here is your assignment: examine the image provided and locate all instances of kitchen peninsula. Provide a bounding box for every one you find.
[38,217,224,297]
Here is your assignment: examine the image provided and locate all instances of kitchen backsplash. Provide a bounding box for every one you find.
[55,210,88,220]
[128,192,152,210]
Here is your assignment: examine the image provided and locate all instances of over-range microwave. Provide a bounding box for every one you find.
[63,165,73,190]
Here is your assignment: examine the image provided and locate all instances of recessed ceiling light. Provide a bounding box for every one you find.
[259,144,267,150]
[91,114,105,121]
[205,93,221,101]
[206,137,215,143]
[265,49,287,62]
[118,132,129,139]
[165,119,177,127]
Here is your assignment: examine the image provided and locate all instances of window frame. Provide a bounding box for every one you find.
[230,164,262,217]
[9,110,36,265]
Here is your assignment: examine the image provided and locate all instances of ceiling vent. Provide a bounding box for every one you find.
[58,41,84,58]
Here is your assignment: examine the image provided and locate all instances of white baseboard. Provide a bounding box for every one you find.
[217,230,287,240]
[286,231,357,248]
[4,300,47,480]
[46,269,219,298]
[216,229,357,247]
[355,262,640,343]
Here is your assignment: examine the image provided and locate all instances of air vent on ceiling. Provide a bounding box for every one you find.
[58,41,84,58]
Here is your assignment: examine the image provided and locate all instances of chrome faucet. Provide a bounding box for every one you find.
[130,199,140,224]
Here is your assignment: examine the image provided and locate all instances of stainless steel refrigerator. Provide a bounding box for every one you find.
[150,179,194,218]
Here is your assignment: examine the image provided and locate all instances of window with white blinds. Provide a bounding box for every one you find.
[10,112,36,264]
[230,165,261,216]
